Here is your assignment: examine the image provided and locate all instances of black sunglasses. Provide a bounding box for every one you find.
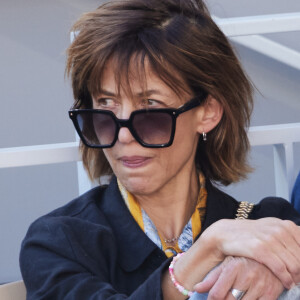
[69,92,207,148]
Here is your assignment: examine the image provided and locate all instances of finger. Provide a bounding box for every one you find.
[278,222,300,281]
[194,264,223,293]
[207,258,243,300]
[253,247,294,289]
[262,232,300,285]
[277,241,300,283]
[241,281,264,300]
[254,220,300,287]
[224,265,254,300]
[218,257,281,300]
[270,221,300,272]
[282,222,300,255]
[293,225,300,246]
[241,280,282,300]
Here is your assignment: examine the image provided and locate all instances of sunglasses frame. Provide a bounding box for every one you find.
[69,93,207,148]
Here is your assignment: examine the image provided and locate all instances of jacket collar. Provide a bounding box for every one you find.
[202,180,239,232]
[99,177,239,271]
[99,177,159,272]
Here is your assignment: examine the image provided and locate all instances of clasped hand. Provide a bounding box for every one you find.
[194,256,284,299]
[194,218,300,299]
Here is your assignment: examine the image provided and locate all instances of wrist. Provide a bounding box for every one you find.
[199,221,226,261]
[174,241,223,290]
[169,253,194,298]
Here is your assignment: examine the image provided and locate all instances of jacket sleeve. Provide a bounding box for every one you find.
[20,217,169,300]
[251,197,300,225]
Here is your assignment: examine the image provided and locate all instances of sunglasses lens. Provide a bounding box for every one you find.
[132,111,173,145]
[76,112,116,146]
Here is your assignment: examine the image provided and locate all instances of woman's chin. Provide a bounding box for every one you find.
[118,175,157,196]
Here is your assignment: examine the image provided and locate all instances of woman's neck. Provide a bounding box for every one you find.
[134,167,199,241]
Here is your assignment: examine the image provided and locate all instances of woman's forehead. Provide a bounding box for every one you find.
[100,60,163,93]
[93,55,191,101]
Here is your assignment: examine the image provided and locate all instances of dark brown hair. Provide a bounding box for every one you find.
[66,0,253,185]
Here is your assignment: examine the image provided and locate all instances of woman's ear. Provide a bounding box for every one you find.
[196,95,223,134]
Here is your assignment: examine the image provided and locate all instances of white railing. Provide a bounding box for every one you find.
[214,13,300,71]
[214,12,300,36]
[1,123,300,200]
[248,123,300,200]
[0,142,79,168]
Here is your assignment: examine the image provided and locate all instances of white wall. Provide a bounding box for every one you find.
[0,0,101,283]
[0,0,299,283]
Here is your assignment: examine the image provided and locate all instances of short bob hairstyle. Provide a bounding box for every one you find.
[66,0,253,185]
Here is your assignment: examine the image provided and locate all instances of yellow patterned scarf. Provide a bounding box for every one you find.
[118,173,207,257]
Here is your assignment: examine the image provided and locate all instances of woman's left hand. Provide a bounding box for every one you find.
[199,218,300,289]
[194,256,285,300]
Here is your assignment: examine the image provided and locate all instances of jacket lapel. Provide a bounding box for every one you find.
[202,180,239,232]
[99,177,160,272]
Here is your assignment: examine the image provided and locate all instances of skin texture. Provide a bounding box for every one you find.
[201,219,300,288]
[164,218,300,299]
[94,60,300,299]
[194,256,285,300]
[93,59,223,240]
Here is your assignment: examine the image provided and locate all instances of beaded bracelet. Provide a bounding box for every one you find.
[169,252,194,298]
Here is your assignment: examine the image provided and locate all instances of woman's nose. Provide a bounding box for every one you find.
[118,127,135,144]
[116,103,136,145]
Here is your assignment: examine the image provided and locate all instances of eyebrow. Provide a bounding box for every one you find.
[136,89,165,97]
[97,89,116,97]
[97,89,166,98]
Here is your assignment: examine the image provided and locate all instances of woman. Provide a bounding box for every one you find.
[20,0,300,299]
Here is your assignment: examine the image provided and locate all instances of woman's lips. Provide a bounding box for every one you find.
[120,156,152,168]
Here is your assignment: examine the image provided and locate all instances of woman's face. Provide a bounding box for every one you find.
[92,61,201,196]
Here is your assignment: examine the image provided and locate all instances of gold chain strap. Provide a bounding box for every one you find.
[235,201,254,220]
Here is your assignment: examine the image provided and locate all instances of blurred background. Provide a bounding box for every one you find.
[0,0,299,283]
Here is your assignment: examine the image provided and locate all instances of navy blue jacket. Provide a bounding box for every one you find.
[20,177,300,299]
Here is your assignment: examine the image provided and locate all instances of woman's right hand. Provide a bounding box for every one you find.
[194,256,285,299]
[199,218,300,289]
